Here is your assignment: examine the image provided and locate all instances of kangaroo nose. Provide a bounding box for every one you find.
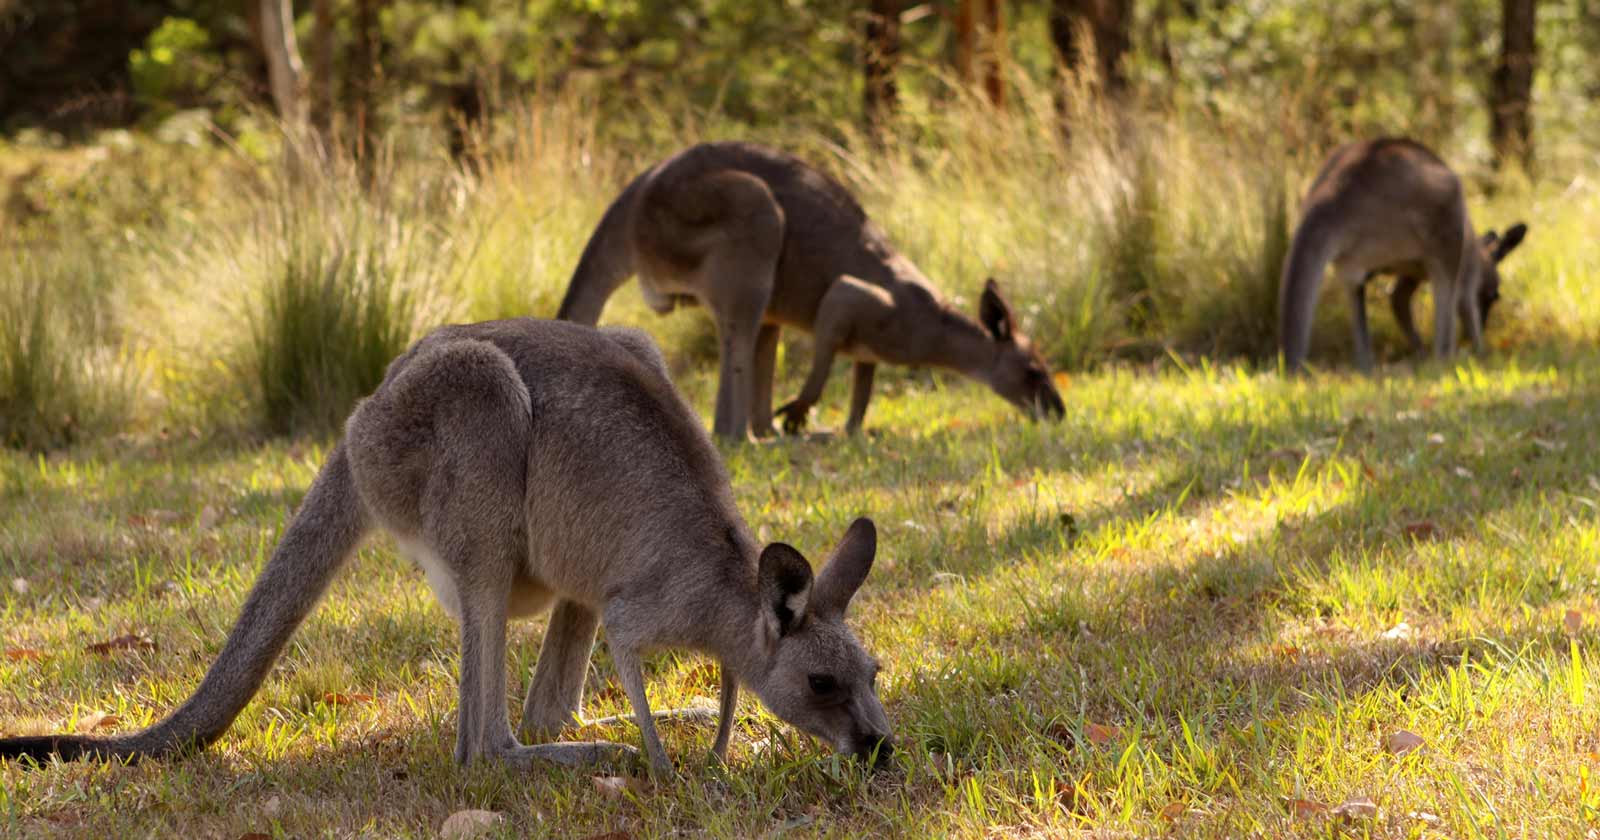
[859,735,894,769]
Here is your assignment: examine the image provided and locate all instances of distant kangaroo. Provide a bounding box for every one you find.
[556,141,1065,439]
[1279,137,1528,372]
[0,319,892,778]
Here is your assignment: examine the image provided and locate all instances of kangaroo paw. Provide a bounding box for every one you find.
[774,400,811,435]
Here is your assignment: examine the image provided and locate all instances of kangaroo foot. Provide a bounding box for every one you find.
[774,400,812,435]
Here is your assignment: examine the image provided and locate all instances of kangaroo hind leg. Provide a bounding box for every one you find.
[696,171,783,441]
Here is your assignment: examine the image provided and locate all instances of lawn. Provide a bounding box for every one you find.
[3,349,1598,838]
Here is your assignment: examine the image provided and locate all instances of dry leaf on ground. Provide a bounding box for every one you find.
[592,775,643,799]
[10,577,28,595]
[440,809,503,839]
[1085,722,1122,745]
[1331,797,1378,820]
[1565,609,1585,636]
[321,692,375,706]
[76,711,121,731]
[85,633,155,655]
[1382,622,1416,641]
[1158,801,1185,821]
[1383,730,1425,755]
[1287,798,1327,819]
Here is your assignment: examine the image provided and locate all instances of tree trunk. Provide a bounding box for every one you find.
[351,0,383,184]
[953,0,1004,108]
[310,0,336,137]
[1491,0,1536,171]
[1050,0,1132,97]
[258,0,306,129]
[863,0,902,133]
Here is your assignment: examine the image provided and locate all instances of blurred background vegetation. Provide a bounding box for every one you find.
[0,0,1596,448]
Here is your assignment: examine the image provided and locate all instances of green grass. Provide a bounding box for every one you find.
[4,351,1599,837]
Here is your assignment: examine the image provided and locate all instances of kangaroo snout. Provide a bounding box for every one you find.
[854,733,894,768]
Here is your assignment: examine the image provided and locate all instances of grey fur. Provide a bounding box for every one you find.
[0,319,891,777]
[555,141,1065,439]
[1279,137,1529,373]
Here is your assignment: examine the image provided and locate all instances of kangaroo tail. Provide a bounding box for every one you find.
[1278,209,1338,373]
[0,446,370,765]
[554,168,649,325]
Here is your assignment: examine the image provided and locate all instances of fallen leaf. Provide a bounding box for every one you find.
[1288,798,1327,819]
[1565,609,1585,636]
[1383,730,1425,756]
[1382,622,1416,641]
[1402,520,1441,541]
[1453,466,1474,479]
[1426,432,1445,445]
[592,775,641,799]
[10,577,28,595]
[1270,644,1301,661]
[76,711,121,731]
[1084,722,1122,746]
[4,647,45,662]
[1406,810,1442,825]
[198,504,223,530]
[1053,372,1072,391]
[85,633,155,655]
[321,692,375,706]
[1045,721,1076,748]
[1331,796,1378,820]
[1158,801,1185,821]
[440,809,503,839]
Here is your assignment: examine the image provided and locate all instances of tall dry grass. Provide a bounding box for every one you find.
[3,77,1598,446]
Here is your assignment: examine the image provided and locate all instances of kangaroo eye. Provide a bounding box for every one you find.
[807,674,838,695]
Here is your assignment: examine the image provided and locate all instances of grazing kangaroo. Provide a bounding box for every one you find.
[0,319,892,778]
[1279,137,1528,372]
[556,141,1065,439]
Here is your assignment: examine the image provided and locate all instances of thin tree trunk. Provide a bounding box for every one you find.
[1491,0,1536,171]
[863,0,902,134]
[955,0,976,89]
[980,0,1005,109]
[310,0,335,138]
[351,0,382,184]
[258,0,305,128]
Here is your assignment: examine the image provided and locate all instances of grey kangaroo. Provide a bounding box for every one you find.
[556,141,1066,439]
[1279,137,1528,372]
[0,319,892,778]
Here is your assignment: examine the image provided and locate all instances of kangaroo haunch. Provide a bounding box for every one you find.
[556,141,1066,440]
[1279,137,1528,373]
[0,319,892,778]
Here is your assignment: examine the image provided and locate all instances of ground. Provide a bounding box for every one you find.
[3,352,1599,838]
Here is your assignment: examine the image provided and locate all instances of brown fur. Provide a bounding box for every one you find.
[556,141,1065,439]
[1279,137,1528,372]
[0,319,891,778]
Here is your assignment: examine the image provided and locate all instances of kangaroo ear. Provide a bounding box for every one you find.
[1492,222,1528,262]
[978,278,1015,343]
[758,542,814,637]
[813,518,877,619]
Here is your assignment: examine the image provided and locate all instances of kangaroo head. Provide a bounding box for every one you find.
[976,278,1065,421]
[750,518,892,766]
[1475,222,1528,331]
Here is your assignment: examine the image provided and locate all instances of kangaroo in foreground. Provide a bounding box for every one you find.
[0,319,891,778]
[1280,137,1528,372]
[556,141,1066,439]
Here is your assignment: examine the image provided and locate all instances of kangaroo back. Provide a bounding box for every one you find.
[0,447,370,763]
[555,168,650,325]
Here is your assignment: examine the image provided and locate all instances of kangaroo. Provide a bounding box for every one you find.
[0,319,892,778]
[555,141,1065,440]
[1279,137,1528,372]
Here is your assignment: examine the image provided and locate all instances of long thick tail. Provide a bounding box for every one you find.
[1278,209,1337,372]
[0,445,370,764]
[554,169,649,325]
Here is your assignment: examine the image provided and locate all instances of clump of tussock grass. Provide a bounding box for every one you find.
[242,169,460,437]
[0,240,136,449]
